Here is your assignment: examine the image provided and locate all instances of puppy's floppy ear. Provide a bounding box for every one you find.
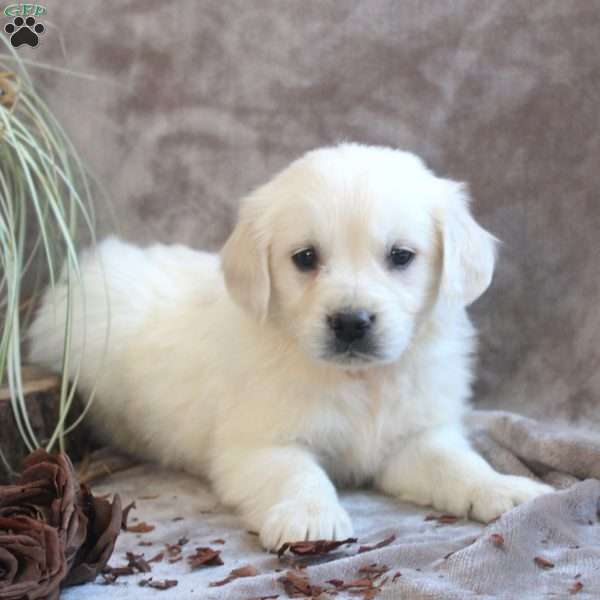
[438,181,498,306]
[220,197,271,321]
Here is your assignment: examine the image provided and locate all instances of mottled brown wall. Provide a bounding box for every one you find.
[15,0,600,422]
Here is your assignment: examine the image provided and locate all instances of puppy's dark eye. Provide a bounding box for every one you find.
[389,246,415,269]
[292,247,318,271]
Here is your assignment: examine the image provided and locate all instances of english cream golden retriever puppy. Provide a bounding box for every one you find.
[28,144,551,550]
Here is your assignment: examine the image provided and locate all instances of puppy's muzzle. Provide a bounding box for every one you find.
[327,310,375,344]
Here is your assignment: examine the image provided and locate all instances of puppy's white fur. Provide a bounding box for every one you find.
[28,144,550,550]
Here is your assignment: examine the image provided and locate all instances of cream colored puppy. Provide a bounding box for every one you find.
[28,144,551,550]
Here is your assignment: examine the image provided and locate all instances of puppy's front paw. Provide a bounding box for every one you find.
[420,474,553,523]
[466,475,554,523]
[259,498,354,551]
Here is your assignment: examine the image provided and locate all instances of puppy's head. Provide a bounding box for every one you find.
[221,144,496,368]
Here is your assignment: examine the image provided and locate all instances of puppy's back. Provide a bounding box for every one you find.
[27,237,219,385]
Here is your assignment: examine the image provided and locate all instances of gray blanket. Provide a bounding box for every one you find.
[63,411,600,599]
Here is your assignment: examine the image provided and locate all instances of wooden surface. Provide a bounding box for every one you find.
[0,365,60,401]
[0,366,89,482]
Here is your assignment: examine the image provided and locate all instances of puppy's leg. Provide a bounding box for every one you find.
[211,445,353,551]
[376,425,552,522]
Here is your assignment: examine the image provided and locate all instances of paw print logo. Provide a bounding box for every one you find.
[4,16,45,48]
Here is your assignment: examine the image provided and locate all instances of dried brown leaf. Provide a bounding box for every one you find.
[358,564,389,578]
[279,570,322,598]
[103,565,135,577]
[127,521,155,534]
[341,577,374,589]
[357,534,396,554]
[490,533,505,548]
[209,565,258,587]
[148,551,165,563]
[439,514,459,524]
[534,556,555,569]
[360,588,384,600]
[424,513,459,524]
[277,537,357,558]
[570,581,584,594]
[324,564,391,598]
[101,572,117,585]
[188,546,224,569]
[165,543,182,557]
[125,551,152,573]
[139,578,178,590]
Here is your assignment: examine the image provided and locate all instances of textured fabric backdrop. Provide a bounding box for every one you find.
[18,0,600,422]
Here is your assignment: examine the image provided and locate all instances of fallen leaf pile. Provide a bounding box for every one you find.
[102,550,158,584]
[278,559,392,600]
[0,449,122,599]
[101,534,229,590]
[96,524,590,600]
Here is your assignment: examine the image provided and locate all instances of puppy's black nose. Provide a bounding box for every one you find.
[327,310,375,344]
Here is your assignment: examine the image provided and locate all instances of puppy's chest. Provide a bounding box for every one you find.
[302,376,422,485]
